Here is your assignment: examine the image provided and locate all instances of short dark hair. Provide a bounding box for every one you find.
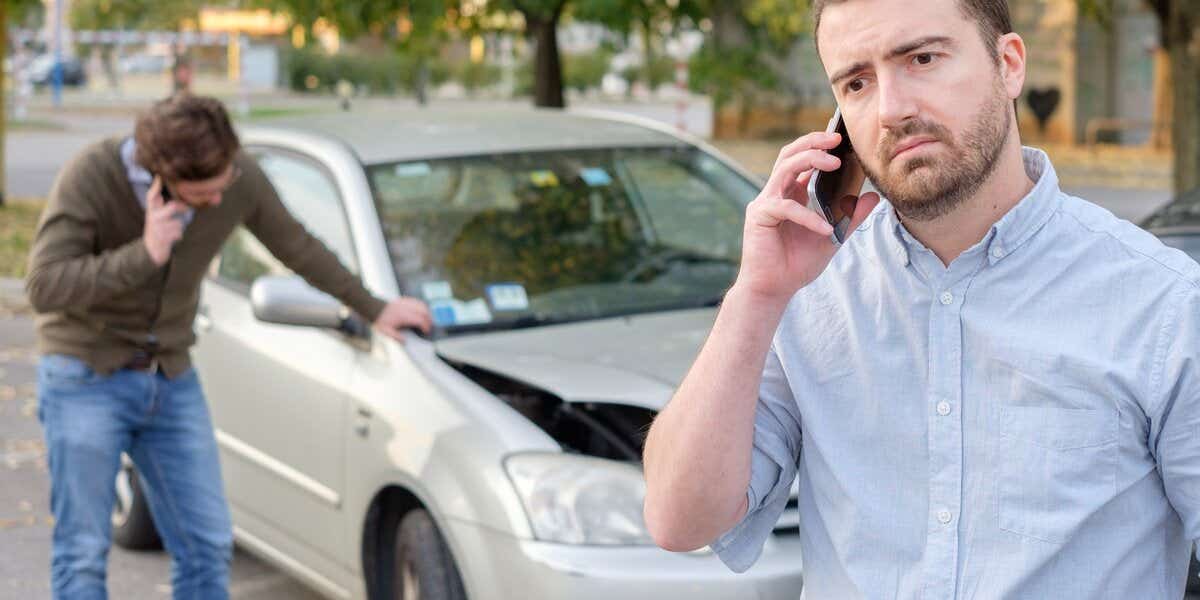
[134,94,240,182]
[812,0,1013,62]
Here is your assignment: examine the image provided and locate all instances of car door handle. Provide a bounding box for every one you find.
[353,406,372,438]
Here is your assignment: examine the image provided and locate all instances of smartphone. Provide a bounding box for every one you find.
[807,108,866,244]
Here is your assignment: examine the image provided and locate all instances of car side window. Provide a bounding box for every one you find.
[217,149,359,288]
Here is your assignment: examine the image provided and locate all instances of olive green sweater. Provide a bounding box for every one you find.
[25,137,386,377]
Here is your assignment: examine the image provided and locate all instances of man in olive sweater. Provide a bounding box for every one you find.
[25,95,432,600]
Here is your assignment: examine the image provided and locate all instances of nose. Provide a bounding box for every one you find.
[876,71,919,132]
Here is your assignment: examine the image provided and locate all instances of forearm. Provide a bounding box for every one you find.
[643,283,790,550]
[25,237,160,313]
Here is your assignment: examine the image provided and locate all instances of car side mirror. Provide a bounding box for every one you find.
[249,275,367,336]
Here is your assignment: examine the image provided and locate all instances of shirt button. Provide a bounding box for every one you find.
[937,510,953,524]
[939,291,954,305]
[936,401,951,416]
[991,247,1004,258]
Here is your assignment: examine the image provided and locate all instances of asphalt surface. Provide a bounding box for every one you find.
[0,303,324,599]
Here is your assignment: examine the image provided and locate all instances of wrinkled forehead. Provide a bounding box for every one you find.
[817,0,972,78]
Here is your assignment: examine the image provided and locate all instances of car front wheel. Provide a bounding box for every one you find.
[392,509,466,600]
[111,456,162,550]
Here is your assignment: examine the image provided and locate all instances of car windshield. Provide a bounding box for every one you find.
[369,146,757,336]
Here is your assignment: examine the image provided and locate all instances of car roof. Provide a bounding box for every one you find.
[245,107,688,165]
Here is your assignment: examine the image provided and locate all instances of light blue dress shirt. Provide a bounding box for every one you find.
[713,148,1200,599]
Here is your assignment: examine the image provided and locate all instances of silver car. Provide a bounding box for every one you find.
[111,108,805,599]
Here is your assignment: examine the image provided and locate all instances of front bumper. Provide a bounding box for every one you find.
[445,519,803,600]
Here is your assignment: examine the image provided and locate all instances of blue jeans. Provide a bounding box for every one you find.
[37,354,233,600]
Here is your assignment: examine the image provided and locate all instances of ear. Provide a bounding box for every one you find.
[996,32,1027,101]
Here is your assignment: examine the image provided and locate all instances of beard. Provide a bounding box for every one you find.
[860,78,1012,222]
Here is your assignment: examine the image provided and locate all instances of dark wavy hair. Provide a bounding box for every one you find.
[133,94,240,182]
[812,0,1014,63]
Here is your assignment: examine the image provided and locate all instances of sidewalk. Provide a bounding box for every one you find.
[0,278,28,316]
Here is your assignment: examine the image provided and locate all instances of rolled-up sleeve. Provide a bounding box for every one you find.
[1151,285,1200,559]
[711,341,802,573]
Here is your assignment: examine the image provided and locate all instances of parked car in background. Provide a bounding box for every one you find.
[119,53,171,74]
[27,54,87,87]
[110,108,805,600]
[1140,185,1200,594]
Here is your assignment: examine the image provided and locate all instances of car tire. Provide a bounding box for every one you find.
[392,509,467,600]
[111,457,163,550]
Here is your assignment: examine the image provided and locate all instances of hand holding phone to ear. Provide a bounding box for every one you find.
[144,176,188,266]
[735,126,880,304]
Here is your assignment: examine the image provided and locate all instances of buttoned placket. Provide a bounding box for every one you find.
[913,243,989,600]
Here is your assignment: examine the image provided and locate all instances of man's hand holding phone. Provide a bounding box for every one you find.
[143,176,188,266]
[734,127,880,305]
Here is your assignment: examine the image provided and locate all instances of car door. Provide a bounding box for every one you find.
[193,147,366,573]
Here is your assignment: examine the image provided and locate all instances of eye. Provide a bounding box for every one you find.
[847,78,865,93]
[913,53,936,66]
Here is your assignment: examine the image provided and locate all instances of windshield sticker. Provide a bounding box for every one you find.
[420,280,453,302]
[529,170,560,188]
[486,283,530,311]
[579,167,612,187]
[455,298,493,325]
[430,298,493,327]
[431,301,457,326]
[394,162,432,177]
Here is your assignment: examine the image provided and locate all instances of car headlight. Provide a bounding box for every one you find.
[504,452,653,546]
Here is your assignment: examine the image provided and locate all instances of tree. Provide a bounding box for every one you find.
[267,0,457,104]
[574,0,700,94]
[504,0,569,107]
[69,0,206,92]
[685,0,810,134]
[1,0,44,206]
[1078,0,1200,194]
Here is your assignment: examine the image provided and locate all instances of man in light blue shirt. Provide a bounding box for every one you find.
[642,0,1200,598]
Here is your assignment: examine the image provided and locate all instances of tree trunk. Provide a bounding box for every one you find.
[415,55,430,106]
[1,2,8,207]
[1149,48,1172,149]
[640,18,655,92]
[528,14,565,108]
[1168,0,1199,194]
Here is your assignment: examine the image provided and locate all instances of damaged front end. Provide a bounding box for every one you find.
[442,358,661,546]
[444,361,657,462]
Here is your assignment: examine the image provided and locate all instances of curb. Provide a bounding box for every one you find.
[0,277,29,313]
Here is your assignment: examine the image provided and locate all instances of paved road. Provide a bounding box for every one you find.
[0,307,324,599]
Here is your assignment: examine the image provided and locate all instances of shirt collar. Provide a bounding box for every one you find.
[120,136,154,187]
[882,146,1062,267]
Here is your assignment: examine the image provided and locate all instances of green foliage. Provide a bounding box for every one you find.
[620,53,675,91]
[514,48,611,96]
[69,0,204,31]
[282,46,452,95]
[456,60,503,93]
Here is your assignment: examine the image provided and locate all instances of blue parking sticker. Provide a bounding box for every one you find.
[486,283,530,311]
[431,301,457,326]
[579,167,613,187]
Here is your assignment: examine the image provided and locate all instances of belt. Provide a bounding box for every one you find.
[124,352,160,373]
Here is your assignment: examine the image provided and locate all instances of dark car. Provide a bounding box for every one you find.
[1139,186,1200,594]
[28,55,87,87]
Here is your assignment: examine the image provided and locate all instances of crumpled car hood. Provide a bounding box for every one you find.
[433,308,717,412]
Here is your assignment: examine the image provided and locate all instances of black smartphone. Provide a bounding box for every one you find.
[807,108,866,244]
